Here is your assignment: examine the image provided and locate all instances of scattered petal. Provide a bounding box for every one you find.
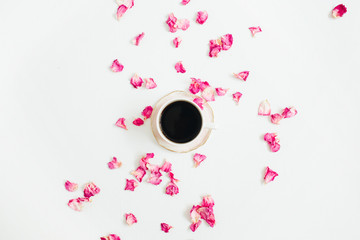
[110,59,124,72]
[125,213,137,225]
[202,87,215,102]
[198,207,215,227]
[209,39,222,57]
[108,157,122,169]
[193,97,204,110]
[140,153,154,170]
[65,180,78,192]
[117,5,128,20]
[175,61,186,73]
[125,179,139,191]
[161,223,173,233]
[147,170,162,185]
[264,133,280,152]
[100,234,121,240]
[189,78,201,94]
[271,113,283,125]
[220,34,233,51]
[144,78,157,89]
[132,32,145,46]
[258,100,271,116]
[115,118,127,130]
[190,221,202,232]
[168,172,179,183]
[199,81,210,91]
[161,160,172,173]
[249,26,262,36]
[130,74,143,89]
[173,37,182,48]
[133,118,144,126]
[232,92,242,103]
[281,107,297,119]
[264,166,278,183]
[193,153,206,167]
[68,197,90,211]
[189,196,216,231]
[177,19,190,31]
[181,0,190,5]
[190,205,201,223]
[202,195,214,208]
[166,13,178,33]
[141,106,153,119]
[215,87,228,96]
[131,166,147,182]
[332,4,347,18]
[196,11,208,24]
[165,181,179,196]
[84,182,100,198]
[233,71,249,81]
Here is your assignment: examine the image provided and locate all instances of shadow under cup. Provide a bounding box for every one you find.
[160,100,202,144]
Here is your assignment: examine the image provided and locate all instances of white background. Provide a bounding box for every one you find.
[0,0,359,239]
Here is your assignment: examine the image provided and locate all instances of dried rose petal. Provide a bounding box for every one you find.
[124,0,134,8]
[199,81,210,91]
[65,180,78,192]
[139,153,154,170]
[209,39,222,57]
[130,74,143,89]
[233,71,249,81]
[220,34,233,51]
[332,4,347,18]
[168,172,179,183]
[193,153,206,167]
[115,118,127,130]
[215,87,228,96]
[141,106,153,120]
[264,133,280,152]
[190,205,201,223]
[84,182,100,198]
[193,97,204,110]
[132,32,145,46]
[175,61,186,73]
[190,221,202,232]
[133,118,144,126]
[68,197,90,211]
[131,166,146,182]
[249,26,262,36]
[110,59,124,72]
[173,37,182,48]
[198,207,215,227]
[202,195,214,208]
[189,78,201,94]
[281,107,297,119]
[271,113,283,125]
[196,11,208,24]
[166,13,178,33]
[177,19,190,31]
[117,5,128,20]
[147,172,162,185]
[165,181,179,196]
[161,223,173,233]
[125,179,139,191]
[202,87,215,102]
[232,92,242,103]
[264,166,278,183]
[258,100,271,116]
[125,213,137,225]
[161,160,172,173]
[144,78,157,89]
[181,0,190,5]
[108,157,122,169]
[100,234,121,240]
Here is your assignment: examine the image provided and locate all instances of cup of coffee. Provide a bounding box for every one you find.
[151,91,215,153]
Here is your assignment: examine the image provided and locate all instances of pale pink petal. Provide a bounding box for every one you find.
[173,37,182,48]
[133,118,144,126]
[190,221,202,232]
[139,153,154,170]
[175,61,186,73]
[130,73,143,89]
[146,163,160,173]
[124,0,134,8]
[144,78,157,89]
[165,181,179,196]
[281,107,297,119]
[202,87,215,102]
[161,160,172,173]
[215,87,228,96]
[271,113,283,124]
[232,92,242,103]
[258,100,271,116]
[147,171,162,185]
[181,0,190,5]
[161,223,173,233]
[202,195,214,208]
[193,153,206,167]
[84,182,100,198]
[117,5,128,20]
[264,132,277,143]
[264,133,280,152]
[209,39,222,57]
[220,34,233,51]
[132,32,145,46]
[196,11,208,24]
[233,71,249,81]
[264,166,278,183]
[198,207,215,227]
[125,213,137,225]
[141,106,153,119]
[190,205,201,223]
[100,234,121,240]
[125,179,138,191]
[110,59,124,72]
[332,4,347,18]
[108,157,122,169]
[199,81,210,91]
[166,13,178,33]
[65,180,78,192]
[189,78,201,94]
[270,142,280,152]
[115,118,127,130]
[131,166,146,182]
[249,26,262,36]
[193,97,204,110]
[176,19,190,31]
[168,172,179,183]
[68,197,90,211]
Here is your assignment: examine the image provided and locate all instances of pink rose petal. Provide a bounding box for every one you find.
[202,195,214,208]
[209,39,222,57]
[141,106,153,119]
[133,118,144,126]
[165,181,179,196]
[140,153,154,170]
[202,87,215,102]
[125,213,137,225]
[233,71,249,81]
[196,11,208,24]
[173,37,182,48]
[220,34,233,51]
[100,234,121,240]
[198,207,215,227]
[264,166,278,183]
[249,26,262,36]
[190,221,202,232]
[199,81,210,91]
[130,74,143,89]
[281,107,297,119]
[131,166,146,182]
[166,13,178,33]
[177,19,190,31]
[215,87,228,96]
[68,197,90,211]
[144,78,157,89]
[147,165,162,185]
[189,196,216,231]
[271,113,283,125]
[65,180,78,192]
[189,78,201,94]
[168,172,179,183]
[108,157,122,169]
[193,153,206,167]
[190,205,201,223]
[84,182,100,198]
[161,223,173,233]
[125,179,139,191]
[264,133,280,152]
[181,0,190,5]
[232,92,242,103]
[258,100,271,116]
[132,32,145,46]
[115,118,127,130]
[117,5,128,20]
[110,59,124,72]
[161,160,172,173]
[175,61,186,73]
[193,97,204,110]
[332,4,347,18]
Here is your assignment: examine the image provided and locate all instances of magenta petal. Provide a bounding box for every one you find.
[132,32,145,46]
[165,181,179,196]
[281,107,297,119]
[131,166,146,182]
[198,207,215,227]
[202,195,214,208]
[110,59,124,72]
[100,234,121,240]
[130,74,143,89]
[173,37,182,48]
[249,26,262,36]
[232,92,242,103]
[196,11,208,24]
[161,161,172,173]
[271,113,283,124]
[141,106,153,119]
[68,197,90,211]
[133,118,144,126]
[332,4,347,18]
[215,87,228,96]
[209,39,222,57]
[220,34,233,51]
[258,100,271,116]
[181,0,190,5]
[199,81,210,91]
[264,133,280,152]
[175,61,186,73]
[161,223,173,233]
[117,5,128,20]
[189,78,201,94]
[125,213,137,225]
[264,166,278,183]
[108,157,122,169]
[115,118,127,130]
[65,180,78,192]
[84,182,100,198]
[233,71,249,81]
[166,13,178,33]
[190,221,201,232]
[125,179,139,191]
[193,153,206,167]
[193,97,204,110]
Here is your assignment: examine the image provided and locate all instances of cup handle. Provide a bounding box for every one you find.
[204,122,217,130]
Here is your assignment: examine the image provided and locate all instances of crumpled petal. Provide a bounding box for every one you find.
[190,221,202,232]
[220,34,233,51]
[117,5,128,20]
[264,133,280,152]
[181,0,190,5]
[68,197,90,211]
[209,39,222,57]
[249,26,262,36]
[125,213,137,225]
[332,4,347,18]
[132,32,145,46]
[175,61,186,73]
[144,78,157,89]
[173,37,182,48]
[198,207,215,227]
[165,181,179,196]
[161,223,173,233]
[84,182,100,198]
[140,153,154,170]
[196,11,208,24]
[264,166,278,183]
[115,118,127,130]
[193,97,204,110]
[202,195,214,208]
[131,166,146,182]
[166,13,178,33]
[232,92,242,103]
[125,179,139,191]
[108,157,122,169]
[130,74,143,89]
[161,160,172,173]
[189,196,216,232]
[233,71,249,81]
[258,100,271,116]
[202,87,215,102]
[147,165,162,185]
[168,172,179,183]
[110,59,124,72]
[215,87,228,96]
[65,180,78,192]
[189,78,201,94]
[100,234,121,240]
[271,113,283,124]
[177,19,190,31]
[141,106,153,119]
[133,118,144,126]
[190,205,201,223]
[281,107,297,119]
[199,81,210,91]
[193,153,206,167]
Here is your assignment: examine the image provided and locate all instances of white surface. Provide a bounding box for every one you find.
[0,0,359,239]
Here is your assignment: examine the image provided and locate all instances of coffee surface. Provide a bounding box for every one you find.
[160,101,202,143]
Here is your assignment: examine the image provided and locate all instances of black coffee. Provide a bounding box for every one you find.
[160,101,202,143]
